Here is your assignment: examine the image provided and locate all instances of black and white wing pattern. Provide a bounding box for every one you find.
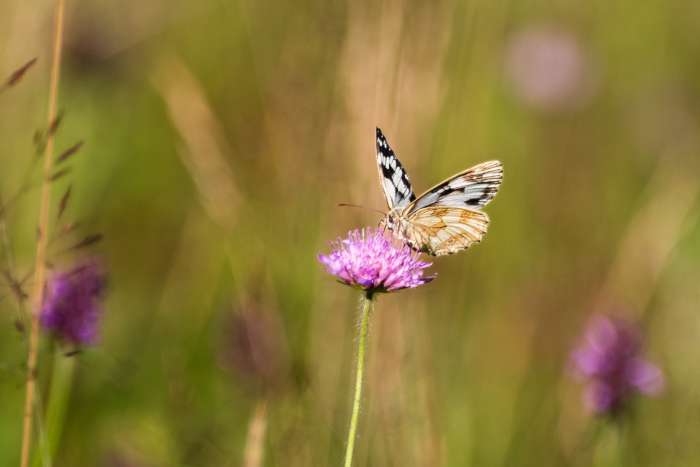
[376,128,416,210]
[398,160,503,255]
[374,128,503,256]
[408,161,503,213]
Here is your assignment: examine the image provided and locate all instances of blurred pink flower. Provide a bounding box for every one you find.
[505,27,593,111]
[40,259,106,346]
[571,314,664,416]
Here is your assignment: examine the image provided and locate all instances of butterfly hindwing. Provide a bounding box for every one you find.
[376,128,416,209]
[405,207,489,256]
[410,160,503,212]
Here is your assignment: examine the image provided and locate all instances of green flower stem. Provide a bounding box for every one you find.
[343,293,373,467]
[32,349,76,467]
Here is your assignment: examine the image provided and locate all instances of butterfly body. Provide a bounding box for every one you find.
[378,208,414,248]
[375,128,502,256]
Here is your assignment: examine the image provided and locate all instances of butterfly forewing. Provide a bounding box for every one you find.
[376,128,416,209]
[409,160,503,213]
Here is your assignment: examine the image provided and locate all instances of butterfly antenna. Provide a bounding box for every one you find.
[337,203,385,216]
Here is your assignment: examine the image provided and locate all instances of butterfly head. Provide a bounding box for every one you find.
[379,209,401,234]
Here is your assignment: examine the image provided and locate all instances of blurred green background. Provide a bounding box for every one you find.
[1,0,700,465]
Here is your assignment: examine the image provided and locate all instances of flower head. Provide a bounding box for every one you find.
[571,314,664,416]
[40,259,106,346]
[318,228,434,294]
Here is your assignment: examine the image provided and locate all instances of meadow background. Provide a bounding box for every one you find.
[1,0,700,465]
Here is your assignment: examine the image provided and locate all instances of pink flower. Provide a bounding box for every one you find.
[571,314,664,415]
[40,260,106,346]
[318,228,434,294]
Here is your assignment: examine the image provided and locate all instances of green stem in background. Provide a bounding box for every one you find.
[32,350,76,467]
[570,420,603,467]
[589,419,632,467]
[343,293,373,467]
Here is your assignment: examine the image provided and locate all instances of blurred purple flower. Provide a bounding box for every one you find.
[221,303,290,394]
[40,259,106,346]
[318,228,434,294]
[571,314,664,415]
[505,26,593,111]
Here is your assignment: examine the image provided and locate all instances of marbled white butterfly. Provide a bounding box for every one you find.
[376,128,503,256]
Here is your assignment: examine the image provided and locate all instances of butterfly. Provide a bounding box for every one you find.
[375,127,503,256]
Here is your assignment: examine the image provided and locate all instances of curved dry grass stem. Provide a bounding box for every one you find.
[153,56,241,230]
[20,1,65,466]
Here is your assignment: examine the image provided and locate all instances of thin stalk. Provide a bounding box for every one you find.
[20,1,66,466]
[0,193,26,322]
[570,420,603,467]
[242,399,268,467]
[343,293,373,467]
[32,350,76,467]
